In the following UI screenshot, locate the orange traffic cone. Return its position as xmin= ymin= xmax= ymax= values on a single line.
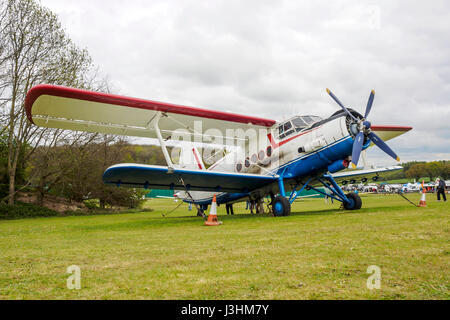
xmin=204 ymin=194 xmax=222 ymax=226
xmin=418 ymin=180 xmax=427 ymax=207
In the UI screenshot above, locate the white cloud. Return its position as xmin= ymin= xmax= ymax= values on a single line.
xmin=39 ymin=0 xmax=450 ymax=162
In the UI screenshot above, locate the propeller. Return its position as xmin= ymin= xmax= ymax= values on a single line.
xmin=326 ymin=88 xmax=400 ymax=168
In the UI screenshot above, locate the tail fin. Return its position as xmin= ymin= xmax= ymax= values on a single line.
xmin=179 ymin=144 xmax=204 ymax=170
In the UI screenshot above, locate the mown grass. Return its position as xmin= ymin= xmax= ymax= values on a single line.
xmin=0 ymin=193 xmax=448 ymax=300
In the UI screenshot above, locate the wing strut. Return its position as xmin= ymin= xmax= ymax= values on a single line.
xmin=150 ymin=112 xmax=174 ymax=170
xmin=179 ymin=176 xmax=206 ymax=218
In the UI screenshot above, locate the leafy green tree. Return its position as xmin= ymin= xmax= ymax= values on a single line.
xmin=443 ymin=162 xmax=450 ymax=180
xmin=0 ymin=0 xmax=98 ymax=204
xmin=405 ymin=163 xmax=427 ymax=181
xmin=29 ymin=136 xmax=154 ymax=209
xmin=424 ymin=162 xmax=440 ymax=181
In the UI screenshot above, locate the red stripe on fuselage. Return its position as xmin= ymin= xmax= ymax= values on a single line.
xmin=267 ymin=126 xmax=321 ymax=149
xmin=192 ymin=148 xmax=203 ymax=169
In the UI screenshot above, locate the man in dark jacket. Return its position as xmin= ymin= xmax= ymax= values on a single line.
xmin=436 ymin=178 xmax=447 ymax=202
xmin=226 ymin=203 xmax=234 ymax=215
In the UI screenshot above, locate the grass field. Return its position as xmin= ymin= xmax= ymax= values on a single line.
xmin=0 ymin=193 xmax=448 ymax=300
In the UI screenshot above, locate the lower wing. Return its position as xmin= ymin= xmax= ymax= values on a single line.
xmin=330 ymin=166 xmax=403 ymax=185
xmin=103 ymin=163 xmax=277 ymax=193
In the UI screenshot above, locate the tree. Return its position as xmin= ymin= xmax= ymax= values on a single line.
xmin=443 ymin=162 xmax=450 ymax=180
xmin=28 ymin=136 xmax=155 ymax=209
xmin=27 ymin=131 xmax=100 ymax=205
xmin=64 ymin=138 xmax=151 ymax=209
xmin=405 ymin=163 xmax=427 ymax=181
xmin=0 ymin=0 xmax=97 ymax=204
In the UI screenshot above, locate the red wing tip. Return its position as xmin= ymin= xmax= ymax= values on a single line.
xmin=25 ymin=84 xmax=72 ymax=124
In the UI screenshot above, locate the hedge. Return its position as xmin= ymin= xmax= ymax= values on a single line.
xmin=0 ymin=201 xmax=59 ymax=220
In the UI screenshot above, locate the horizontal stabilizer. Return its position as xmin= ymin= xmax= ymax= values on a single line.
xmin=370 ymin=126 xmax=412 ymax=142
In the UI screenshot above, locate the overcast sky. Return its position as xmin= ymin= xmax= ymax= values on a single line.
xmin=39 ymin=0 xmax=450 ymax=166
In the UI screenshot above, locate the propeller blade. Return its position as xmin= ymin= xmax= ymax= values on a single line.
xmin=326 ymin=88 xmax=358 ymax=121
xmin=368 ymin=131 xmax=400 ymax=161
xmin=364 ymin=90 xmax=375 ymax=119
xmin=351 ymin=131 xmax=365 ymax=168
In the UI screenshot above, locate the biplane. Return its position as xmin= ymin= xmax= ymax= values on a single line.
xmin=25 ymin=85 xmax=412 ymax=216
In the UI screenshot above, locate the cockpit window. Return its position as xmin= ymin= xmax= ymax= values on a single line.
xmin=276 ymin=115 xmax=322 ymax=140
xmin=292 ymin=116 xmax=321 ymax=129
xmin=283 ymin=121 xmax=292 ymax=131
xmin=304 ymin=116 xmax=314 ymax=123
xmin=292 ymin=117 xmax=307 ymax=131
xmin=277 ymin=121 xmax=295 ymax=139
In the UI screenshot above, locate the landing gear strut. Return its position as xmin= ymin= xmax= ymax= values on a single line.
xmin=272 ymin=177 xmax=291 ymax=217
xmin=287 ymin=174 xmax=363 ymax=212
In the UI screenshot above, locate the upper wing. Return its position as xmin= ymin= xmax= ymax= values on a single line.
xmin=25 ymin=85 xmax=276 ymax=140
xmin=330 ymin=166 xmax=403 ymax=184
xmin=102 ymin=163 xmax=277 ymax=193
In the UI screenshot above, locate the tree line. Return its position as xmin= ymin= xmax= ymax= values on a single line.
xmin=0 ymin=0 xmax=167 ymax=209
xmin=404 ymin=161 xmax=449 ymax=181
xmin=382 ymin=160 xmax=450 ymax=182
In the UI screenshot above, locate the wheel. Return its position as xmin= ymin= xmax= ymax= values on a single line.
xmin=272 ymin=196 xmax=291 ymax=216
xmin=343 ymin=192 xmax=362 ymax=210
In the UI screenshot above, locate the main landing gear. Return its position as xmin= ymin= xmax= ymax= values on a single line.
xmin=271 ymin=177 xmax=292 ymax=217
xmin=272 ymin=196 xmax=291 ymax=217
xmin=272 ymin=174 xmax=362 ymax=216
xmin=342 ymin=192 xmax=362 ymax=210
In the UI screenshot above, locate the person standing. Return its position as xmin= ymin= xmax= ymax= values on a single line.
xmin=250 ymin=200 xmax=256 ymax=214
xmin=436 ymin=178 xmax=447 ymax=202
xmin=226 ymin=203 xmax=234 ymax=215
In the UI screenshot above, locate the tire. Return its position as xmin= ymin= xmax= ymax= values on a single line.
xmin=343 ymin=192 xmax=362 ymax=210
xmin=272 ymin=196 xmax=291 ymax=216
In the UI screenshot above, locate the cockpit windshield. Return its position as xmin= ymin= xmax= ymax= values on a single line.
xmin=291 ymin=115 xmax=322 ymax=131
xmin=276 ymin=115 xmax=322 ymax=139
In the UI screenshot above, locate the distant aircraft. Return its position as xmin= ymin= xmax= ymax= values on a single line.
xmin=26 ymin=85 xmax=411 ymax=216
xmin=156 ymin=195 xmax=178 ymax=201
xmin=402 ymin=183 xmax=421 ymax=193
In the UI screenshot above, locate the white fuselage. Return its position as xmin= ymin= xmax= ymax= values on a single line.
xmin=176 ymin=115 xmax=351 ymax=205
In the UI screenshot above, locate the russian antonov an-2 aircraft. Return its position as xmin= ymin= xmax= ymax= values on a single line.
xmin=25 ymin=85 xmax=412 ymax=216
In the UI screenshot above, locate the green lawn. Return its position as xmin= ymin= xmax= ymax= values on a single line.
xmin=0 ymin=194 xmax=448 ymax=299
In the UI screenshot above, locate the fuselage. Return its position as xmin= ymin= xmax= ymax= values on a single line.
xmin=176 ymin=111 xmax=366 ymax=205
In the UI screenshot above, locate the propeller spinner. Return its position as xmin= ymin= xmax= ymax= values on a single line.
xmin=326 ymin=88 xmax=400 ymax=168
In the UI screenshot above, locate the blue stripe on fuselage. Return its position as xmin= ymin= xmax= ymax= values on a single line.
xmin=274 ymin=135 xmax=353 ymax=173
xmin=276 ymin=135 xmax=354 ymax=178
xmin=186 ymin=135 xmax=357 ymax=205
